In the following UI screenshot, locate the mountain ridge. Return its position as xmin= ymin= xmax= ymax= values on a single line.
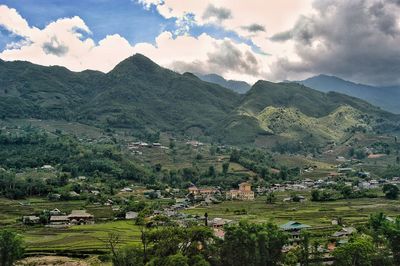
xmin=196 ymin=73 xmax=251 ymax=94
xmin=297 ymin=74 xmax=400 ymax=114
xmin=0 ymin=54 xmax=399 ymax=147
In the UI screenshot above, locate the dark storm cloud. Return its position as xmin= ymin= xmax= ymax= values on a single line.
xmin=242 ymin=23 xmax=266 ymax=33
xmin=270 ymin=0 xmax=400 ymax=86
xmin=207 ymin=40 xmax=261 ymax=75
xmin=42 ymin=36 xmax=68 ymax=56
xmin=202 ymin=4 xmax=232 ymax=21
xmin=170 ymin=40 xmax=261 ymax=76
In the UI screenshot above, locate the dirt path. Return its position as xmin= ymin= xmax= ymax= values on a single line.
xmin=16 ymin=256 xmax=104 ymax=266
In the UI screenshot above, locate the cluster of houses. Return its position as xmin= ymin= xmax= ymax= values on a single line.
xmin=188 ymin=182 xmax=255 ymax=201
xmin=127 ymin=141 xmax=169 ymax=155
xmin=23 ymin=209 xmax=94 ymax=227
xmin=226 ymin=182 xmax=255 ymax=200
xmin=185 ymin=140 xmax=204 ymax=148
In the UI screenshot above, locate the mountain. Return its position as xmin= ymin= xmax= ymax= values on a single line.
xmin=297 ymin=74 xmax=400 ymax=114
xmin=0 ymin=55 xmax=240 ymax=138
xmin=196 ymin=73 xmax=251 ymax=94
xmin=1 ymin=55 xmax=399 ymax=147
xmin=83 ymin=55 xmax=240 ymax=136
xmin=219 ymin=81 xmax=400 ymax=146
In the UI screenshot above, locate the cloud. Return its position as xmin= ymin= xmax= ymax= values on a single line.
xmin=202 ymin=4 xmax=232 ymax=21
xmin=136 ymin=0 xmax=312 ymax=40
xmin=42 ymin=37 xmax=69 ymax=56
xmin=134 ymin=32 xmax=268 ymax=82
xmin=0 ymin=5 xmax=134 ymax=72
xmin=269 ymin=0 xmax=400 ymax=85
xmin=0 ymin=5 xmax=268 ymax=83
xmin=242 ymin=24 xmax=265 ymax=33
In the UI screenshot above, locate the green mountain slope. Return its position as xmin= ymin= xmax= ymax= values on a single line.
xmin=0 ymin=55 xmax=240 ymax=138
xmin=196 ymin=73 xmax=251 ymax=94
xmin=298 ymin=74 xmax=400 ymax=114
xmin=220 ymin=81 xmax=400 ymax=146
xmin=83 ymin=54 xmax=240 ymax=135
xmin=0 ymin=59 xmax=103 ymax=120
xmin=1 ymin=56 xmax=399 ymax=147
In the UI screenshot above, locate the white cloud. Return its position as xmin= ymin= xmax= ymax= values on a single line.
xmin=0 ymin=4 xmax=268 ymax=83
xmin=0 ymin=4 xmax=134 ymax=73
xmin=133 ymin=31 xmax=270 ymax=83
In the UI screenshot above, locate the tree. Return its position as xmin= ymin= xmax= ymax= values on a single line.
xmin=164 ymin=253 xmax=189 ymax=266
xmin=383 ymin=184 xmax=399 ymax=199
xmin=298 ymin=231 xmax=310 ymax=266
xmin=266 ymin=192 xmax=276 ymax=204
xmin=333 ymin=236 xmax=376 ymax=266
xmin=382 ymin=217 xmax=400 ymax=265
xmin=222 ymin=162 xmax=230 ymax=176
xmin=208 ymin=166 xmax=216 ymax=177
xmin=220 ymin=222 xmax=288 ymax=266
xmin=0 ymin=230 xmax=24 ymax=266
xmin=311 ymin=190 xmax=320 ymax=201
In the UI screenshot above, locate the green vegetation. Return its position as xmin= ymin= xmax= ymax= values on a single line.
xmin=1 ymin=54 xmax=399 ymax=146
xmin=0 ymin=230 xmax=24 ymax=266
xmin=109 ymin=222 xmax=288 ymax=266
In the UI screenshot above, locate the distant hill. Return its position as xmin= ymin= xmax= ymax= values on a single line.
xmin=196 ymin=73 xmax=251 ymax=94
xmin=297 ymin=74 xmax=400 ymax=114
xmin=0 ymin=55 xmax=240 ymax=138
xmin=219 ymin=81 xmax=400 ymax=146
xmin=0 ymin=56 xmax=399 ymax=147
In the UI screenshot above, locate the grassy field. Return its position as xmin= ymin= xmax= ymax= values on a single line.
xmin=1 ymin=192 xmax=400 ymax=255
xmin=23 ymin=220 xmax=141 ymax=254
xmin=184 ymin=193 xmax=400 ymax=237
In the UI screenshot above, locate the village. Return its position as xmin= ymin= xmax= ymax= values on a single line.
xmin=17 ymin=169 xmax=400 ymax=258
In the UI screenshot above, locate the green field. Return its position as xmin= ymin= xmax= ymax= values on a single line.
xmin=24 ymin=220 xmax=141 ymax=254
xmin=184 ymin=193 xmax=400 ymax=236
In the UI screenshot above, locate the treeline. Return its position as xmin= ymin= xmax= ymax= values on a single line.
xmin=108 ymin=213 xmax=400 ymax=266
xmin=110 ymin=222 xmax=291 ymax=266
xmin=230 ymin=148 xmax=299 ymax=180
xmin=0 ymin=130 xmax=150 ymax=179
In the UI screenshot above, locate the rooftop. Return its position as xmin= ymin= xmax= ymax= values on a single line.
xmin=280 ymin=221 xmax=311 ymax=231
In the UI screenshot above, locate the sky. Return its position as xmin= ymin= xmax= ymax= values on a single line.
xmin=1 ymin=0 xmax=400 ymax=86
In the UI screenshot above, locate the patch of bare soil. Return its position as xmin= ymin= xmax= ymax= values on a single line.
xmin=16 ymin=256 xmax=90 ymax=266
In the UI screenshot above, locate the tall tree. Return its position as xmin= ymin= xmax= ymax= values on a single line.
xmin=0 ymin=230 xmax=24 ymax=266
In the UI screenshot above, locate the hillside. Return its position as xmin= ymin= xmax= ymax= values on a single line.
xmin=219 ymin=81 xmax=400 ymax=146
xmin=196 ymin=73 xmax=251 ymax=94
xmin=0 ymin=55 xmax=240 ymax=138
xmin=298 ymin=74 xmax=400 ymax=114
xmin=1 ymin=56 xmax=399 ymax=147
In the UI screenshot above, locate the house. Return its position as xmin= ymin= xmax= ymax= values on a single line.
xmin=91 ymin=190 xmax=100 ymax=196
xmin=112 ymin=206 xmax=121 ymax=211
xmin=68 ymin=210 xmax=94 ymax=225
xmin=125 ymin=211 xmax=138 ymax=220
xmin=338 ymin=168 xmax=353 ymax=173
xmin=69 ymin=191 xmax=80 ymax=198
xmin=187 ymin=186 xmax=198 ymax=195
xmin=226 ymin=182 xmax=255 ymax=200
xmin=332 ymin=227 xmax=357 ymax=238
xmin=120 ymin=187 xmax=133 ymax=193
xmin=188 ymin=186 xmax=218 ymax=198
xmin=208 ymin=218 xmax=233 ymax=229
xmin=283 ymin=195 xmax=306 ymax=202
xmin=49 ymin=215 xmax=70 ymax=227
xmin=41 ymin=165 xmax=55 ymax=170
xmin=280 ymin=221 xmax=311 ymax=244
xmin=49 ymin=208 xmax=62 ymax=216
xmin=22 ymin=216 xmax=40 ymax=225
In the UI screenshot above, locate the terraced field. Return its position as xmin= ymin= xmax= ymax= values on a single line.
xmin=184 ymin=193 xmax=400 ymax=234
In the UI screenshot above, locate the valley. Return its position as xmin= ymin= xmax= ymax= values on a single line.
xmin=1 ymin=55 xmax=400 ymax=265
